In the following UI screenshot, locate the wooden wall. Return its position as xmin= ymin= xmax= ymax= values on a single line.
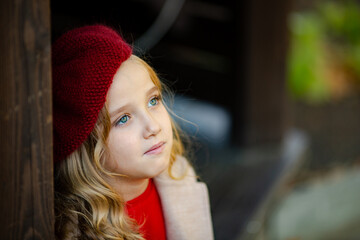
xmin=0 ymin=0 xmax=54 ymax=239
xmin=237 ymin=0 xmax=291 ymax=146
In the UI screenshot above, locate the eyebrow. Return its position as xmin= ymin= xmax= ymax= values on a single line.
xmin=109 ymin=86 xmax=159 ymax=118
xmin=109 ymin=104 xmax=128 ymax=118
xmin=146 ymin=86 xmax=159 ymax=97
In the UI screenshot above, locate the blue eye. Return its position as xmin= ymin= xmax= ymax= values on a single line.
xmin=148 ymin=96 xmax=160 ymax=107
xmin=116 ymin=115 xmax=130 ymax=126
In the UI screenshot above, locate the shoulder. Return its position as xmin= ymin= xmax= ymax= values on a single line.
xmin=153 ymin=156 xmax=214 ymax=240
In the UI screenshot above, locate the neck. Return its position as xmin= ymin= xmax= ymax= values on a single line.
xmin=106 ymin=176 xmax=150 ymax=202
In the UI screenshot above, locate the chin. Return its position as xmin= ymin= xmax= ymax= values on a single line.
xmin=151 ymin=155 xmax=170 ymax=177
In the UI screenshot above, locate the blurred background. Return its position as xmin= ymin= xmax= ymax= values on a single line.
xmin=52 ymin=0 xmax=360 ymax=239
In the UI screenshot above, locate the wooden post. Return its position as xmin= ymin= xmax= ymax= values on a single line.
xmin=0 ymin=0 xmax=54 ymax=239
xmin=235 ymin=0 xmax=291 ymax=146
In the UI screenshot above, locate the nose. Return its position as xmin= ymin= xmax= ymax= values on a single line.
xmin=143 ymin=111 xmax=161 ymax=139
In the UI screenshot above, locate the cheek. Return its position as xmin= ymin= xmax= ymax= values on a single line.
xmin=159 ymin=110 xmax=174 ymax=146
xmin=105 ymin=130 xmax=139 ymax=169
xmin=159 ymin=108 xmax=173 ymax=132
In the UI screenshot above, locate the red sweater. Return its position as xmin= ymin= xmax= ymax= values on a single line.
xmin=126 ymin=179 xmax=166 ymax=240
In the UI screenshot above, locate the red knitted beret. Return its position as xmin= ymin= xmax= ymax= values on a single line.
xmin=52 ymin=25 xmax=132 ymax=163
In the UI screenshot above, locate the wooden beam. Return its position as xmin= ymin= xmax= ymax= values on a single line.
xmin=235 ymin=0 xmax=291 ymax=146
xmin=0 ymin=0 xmax=54 ymax=239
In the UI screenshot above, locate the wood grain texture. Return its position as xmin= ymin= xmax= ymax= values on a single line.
xmin=0 ymin=0 xmax=54 ymax=239
xmin=235 ymin=0 xmax=291 ymax=146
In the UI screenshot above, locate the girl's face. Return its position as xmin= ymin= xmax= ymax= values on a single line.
xmin=104 ymin=58 xmax=173 ymax=180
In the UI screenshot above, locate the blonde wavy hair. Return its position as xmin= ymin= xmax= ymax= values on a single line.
xmin=54 ymin=55 xmax=185 ymax=240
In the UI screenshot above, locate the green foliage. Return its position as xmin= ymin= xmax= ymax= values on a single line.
xmin=320 ymin=1 xmax=360 ymax=45
xmin=287 ymin=0 xmax=360 ymax=103
xmin=288 ymin=12 xmax=330 ymax=103
xmin=321 ymin=0 xmax=360 ymax=76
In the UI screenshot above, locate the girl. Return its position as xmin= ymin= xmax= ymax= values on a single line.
xmin=52 ymin=25 xmax=213 ymax=240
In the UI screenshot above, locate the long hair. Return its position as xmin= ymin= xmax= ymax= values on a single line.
xmin=54 ymin=55 xmax=185 ymax=239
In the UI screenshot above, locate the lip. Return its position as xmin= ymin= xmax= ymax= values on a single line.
xmin=144 ymin=141 xmax=166 ymax=155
